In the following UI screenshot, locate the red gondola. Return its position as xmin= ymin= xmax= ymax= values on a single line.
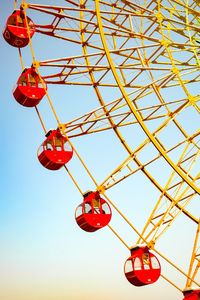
xmin=75 ymin=191 xmax=112 ymax=232
xmin=13 ymin=67 xmax=46 ymax=107
xmin=38 ymin=129 xmax=73 ymax=170
xmin=3 ymin=10 xmax=35 ymax=48
xmin=183 ymin=289 xmax=200 ymax=300
xmin=124 ymin=246 xmax=161 ymax=286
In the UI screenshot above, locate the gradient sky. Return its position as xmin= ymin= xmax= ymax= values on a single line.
xmin=0 ymin=1 xmax=197 ymax=300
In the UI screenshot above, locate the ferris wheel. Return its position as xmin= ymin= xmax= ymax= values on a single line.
xmin=3 ymin=0 xmax=200 ymax=299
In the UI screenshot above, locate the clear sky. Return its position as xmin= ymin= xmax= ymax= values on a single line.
xmin=0 ymin=1 xmax=198 ymax=300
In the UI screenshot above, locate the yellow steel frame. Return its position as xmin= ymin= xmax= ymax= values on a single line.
xmin=12 ymin=0 xmax=200 ymax=293
xmin=186 ymin=220 xmax=200 ymax=289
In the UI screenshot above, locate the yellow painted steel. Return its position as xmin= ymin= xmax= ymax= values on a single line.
xmin=107 ymin=224 xmax=130 ymax=249
xmin=95 ymin=0 xmax=200 ymax=196
xmin=156 ymin=0 xmax=200 ymax=115
xmin=137 ymin=144 xmax=199 ymax=245
xmin=14 ymin=0 xmax=17 ymax=10
xmin=186 ymin=220 xmax=200 ymax=289
xmin=64 ymin=165 xmax=83 ymax=195
xmin=153 ymin=248 xmax=200 ymax=287
xmin=77 ymin=0 xmax=200 ymax=237
xmin=185 ymin=0 xmax=200 ymax=67
xmin=35 ymin=106 xmax=47 ymax=134
xmin=23 ymin=3 xmax=63 ymax=128
xmin=24 ymin=1 xmax=100 ymax=191
xmin=18 ymin=48 xmax=25 ymax=70
xmin=161 ymin=274 xmax=182 ymax=292
xmin=13 ymin=0 xmax=200 ymax=293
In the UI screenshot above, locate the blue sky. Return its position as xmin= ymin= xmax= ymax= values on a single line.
xmin=0 ymin=1 xmax=198 ymax=300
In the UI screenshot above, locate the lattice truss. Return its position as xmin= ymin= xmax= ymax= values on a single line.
xmin=13 ymin=0 xmax=200 ymax=293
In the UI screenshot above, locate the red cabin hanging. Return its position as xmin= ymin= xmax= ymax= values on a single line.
xmin=183 ymin=289 xmax=200 ymax=300
xmin=124 ymin=246 xmax=161 ymax=286
xmin=13 ymin=67 xmax=46 ymax=107
xmin=38 ymin=129 xmax=73 ymax=170
xmin=75 ymin=191 xmax=112 ymax=232
xmin=3 ymin=10 xmax=35 ymax=48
